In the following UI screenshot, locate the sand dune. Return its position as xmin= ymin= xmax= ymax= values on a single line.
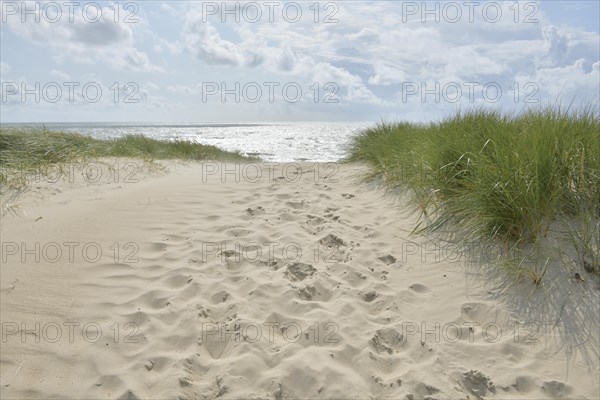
xmin=1 ymin=161 xmax=598 ymax=399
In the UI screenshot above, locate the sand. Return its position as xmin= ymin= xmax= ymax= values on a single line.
xmin=1 ymin=160 xmax=598 ymax=399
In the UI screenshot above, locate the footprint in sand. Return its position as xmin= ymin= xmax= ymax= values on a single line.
xmin=459 ymin=302 xmax=505 ymax=324
xmin=277 ymin=211 xmax=299 ymax=222
xmin=377 ymin=254 xmax=397 ymax=265
xmin=245 ymin=206 xmax=265 ymax=216
xmin=303 ymin=215 xmax=327 ymax=234
xmin=163 ymin=274 xmax=193 ymax=289
xmin=362 ymin=291 xmax=379 ymax=302
xmin=316 ymin=234 xmax=352 ymax=262
xmin=341 ymin=270 xmax=368 ymax=286
xmin=275 ymin=193 xmax=293 ymax=200
xmin=318 ymin=233 xmax=346 ymax=247
xmin=411 ymin=382 xmax=441 ymax=398
xmin=148 ymin=242 xmax=168 ymax=253
xmin=369 ymin=328 xmax=405 ymax=355
xmin=259 ymin=259 xmax=284 ymax=270
xmin=541 ymin=381 xmax=573 ymax=399
xmin=323 ymin=208 xmax=341 ymax=222
xmin=297 ymin=285 xmax=317 ymax=300
xmin=285 ymin=262 xmax=317 ymax=281
xmin=341 ymin=193 xmax=355 ymax=199
xmin=196 ymin=304 xmax=210 ymax=318
xmin=306 ymin=215 xmax=325 ymax=226
xmin=460 ymin=370 xmax=496 ymax=399
xmin=285 ymin=200 xmax=309 ymax=210
xmin=210 ymin=290 xmax=230 ymax=304
xmin=512 ymin=376 xmax=536 ymax=394
xmin=408 ymin=283 xmax=430 ymax=294
xmin=222 ymin=250 xmax=237 ymax=258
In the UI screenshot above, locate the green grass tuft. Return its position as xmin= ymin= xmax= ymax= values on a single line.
xmin=347 ymin=105 xmax=599 ymax=277
xmin=0 ymin=128 xmax=258 ymax=188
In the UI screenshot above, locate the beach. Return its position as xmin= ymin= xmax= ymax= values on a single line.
xmin=1 ymin=160 xmax=598 ymax=399
xmin=3 ymin=0 xmax=599 ymax=397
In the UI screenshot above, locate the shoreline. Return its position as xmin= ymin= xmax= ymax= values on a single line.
xmin=1 ymin=160 xmax=598 ymax=399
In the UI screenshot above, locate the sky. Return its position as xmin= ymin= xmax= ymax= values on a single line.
xmin=0 ymin=0 xmax=599 ymax=123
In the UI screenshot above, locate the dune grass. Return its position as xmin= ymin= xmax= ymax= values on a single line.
xmin=347 ymin=105 xmax=599 ymax=278
xmin=0 ymin=128 xmax=258 ymax=188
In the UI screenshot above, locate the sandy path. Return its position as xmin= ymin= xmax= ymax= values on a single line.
xmin=1 ymin=161 xmax=597 ymax=399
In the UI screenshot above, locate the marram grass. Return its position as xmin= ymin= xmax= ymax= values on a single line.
xmin=0 ymin=128 xmax=258 ymax=188
xmin=347 ymin=106 xmax=599 ymax=277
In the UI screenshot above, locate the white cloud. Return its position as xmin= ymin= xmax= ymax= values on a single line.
xmin=368 ymin=63 xmax=407 ymax=86
xmin=2 ymin=0 xmax=598 ymax=121
xmin=516 ymin=59 xmax=600 ymax=102
xmin=542 ymin=26 xmax=570 ymax=65
xmin=182 ymin=8 xmax=232 ymax=65
xmin=164 ymin=1 xmax=597 ymax=110
xmin=4 ymin=1 xmax=163 ymax=72
xmin=170 ymin=3 xmax=386 ymax=105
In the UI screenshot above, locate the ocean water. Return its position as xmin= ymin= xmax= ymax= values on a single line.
xmin=7 ymin=122 xmax=373 ymax=162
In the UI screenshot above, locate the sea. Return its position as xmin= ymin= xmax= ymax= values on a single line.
xmin=3 ymin=122 xmax=373 ymax=162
